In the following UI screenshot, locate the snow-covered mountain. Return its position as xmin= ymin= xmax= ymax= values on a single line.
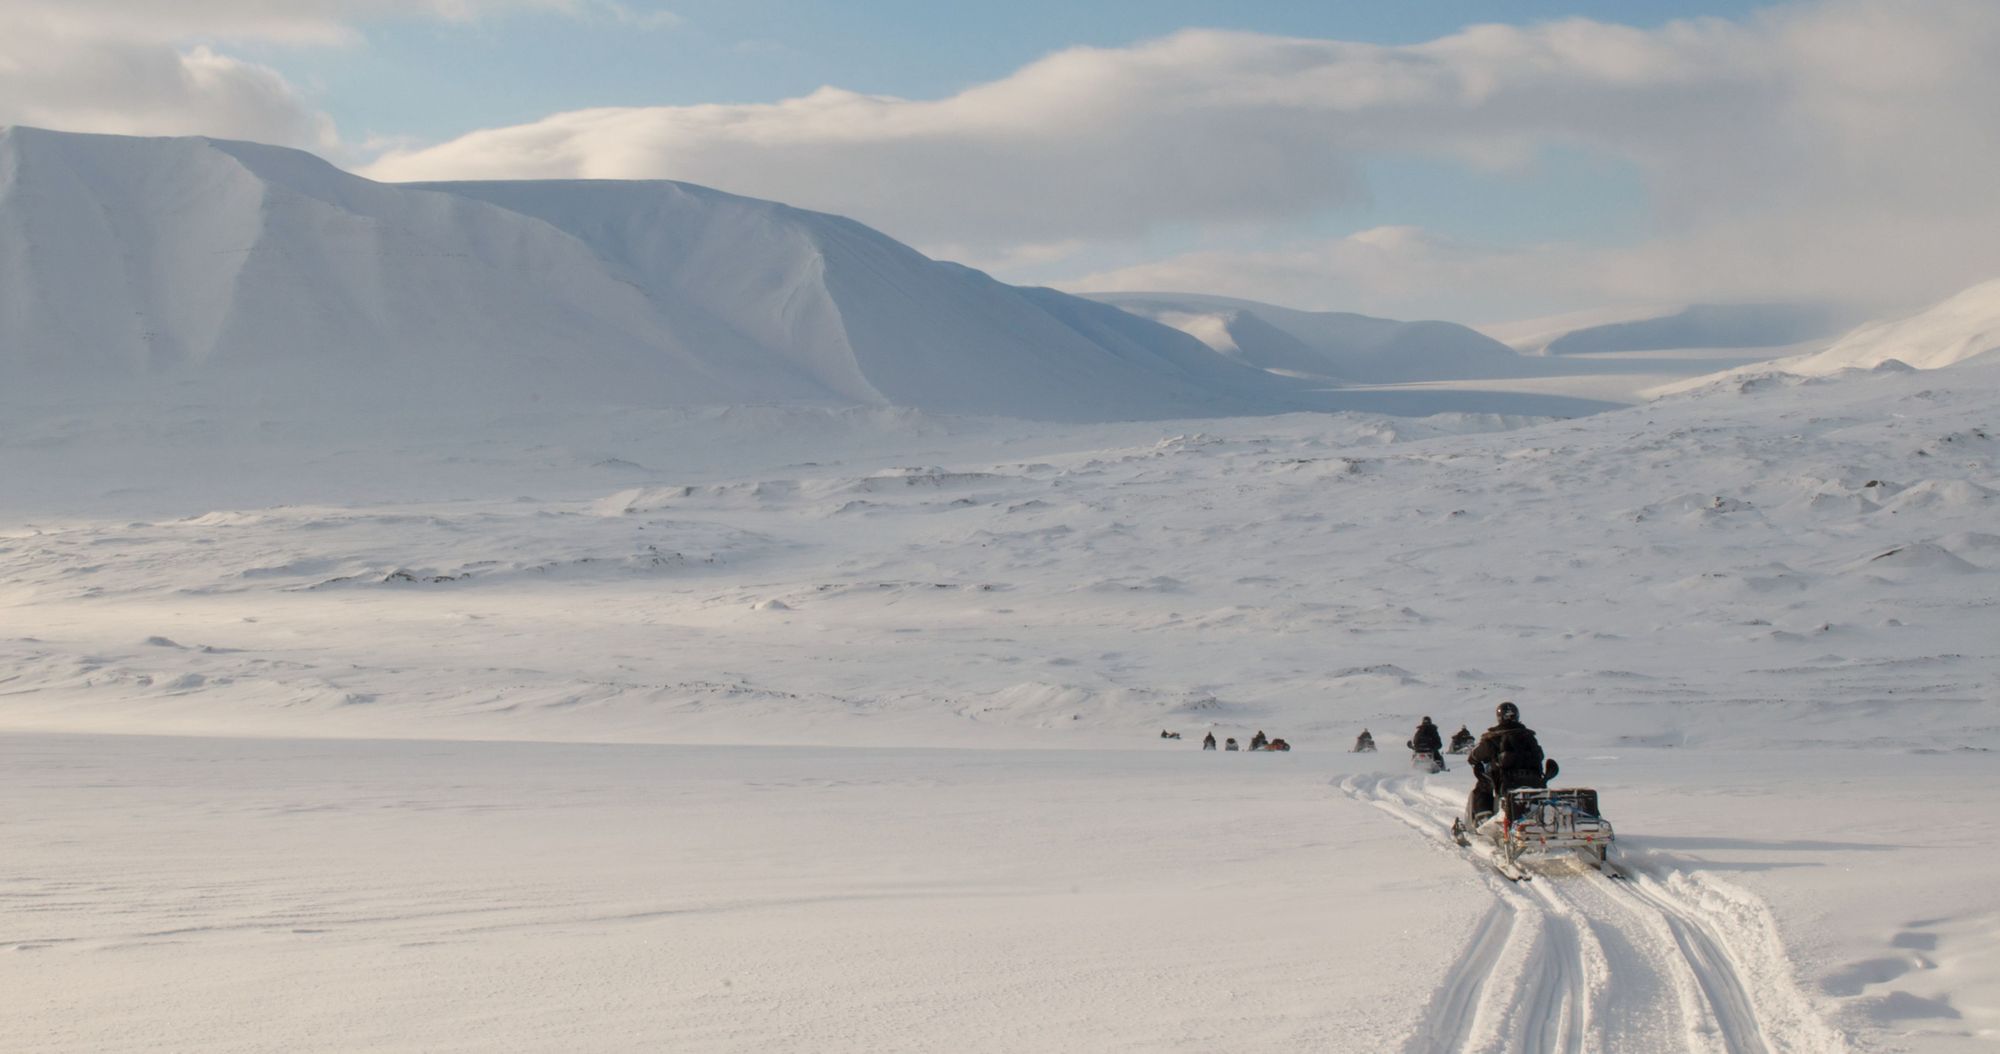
xmin=0 ymin=127 xmax=1304 ymax=421
xmin=1483 ymin=302 xmax=1849 ymax=356
xmin=1776 ymin=277 xmax=2000 ymax=373
xmin=1655 ymin=277 xmax=2000 ymax=396
xmin=1085 ymin=292 xmax=1529 ymax=384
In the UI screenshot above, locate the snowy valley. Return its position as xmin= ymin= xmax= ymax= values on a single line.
xmin=3 ymin=127 xmax=1999 ymax=1053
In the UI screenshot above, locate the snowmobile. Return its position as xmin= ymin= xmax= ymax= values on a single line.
xmin=1350 ymin=731 xmax=1376 ymax=753
xmin=1447 ymin=728 xmax=1475 ymax=755
xmin=1410 ymin=747 xmax=1447 ymax=774
xmin=1451 ymin=773 xmax=1616 ymax=881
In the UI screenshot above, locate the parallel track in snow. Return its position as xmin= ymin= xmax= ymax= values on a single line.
xmin=1341 ymin=774 xmax=1845 ymax=1054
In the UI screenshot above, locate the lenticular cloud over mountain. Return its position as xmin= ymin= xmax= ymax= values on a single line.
xmin=0 ymin=126 xmax=1314 ymax=421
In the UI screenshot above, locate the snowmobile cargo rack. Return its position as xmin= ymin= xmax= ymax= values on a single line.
xmin=1498 ymin=787 xmax=1614 ymax=868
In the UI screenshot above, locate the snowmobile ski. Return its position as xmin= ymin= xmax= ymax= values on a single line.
xmin=1451 ymin=817 xmax=1530 ymax=881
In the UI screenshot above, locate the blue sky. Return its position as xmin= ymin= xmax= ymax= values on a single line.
xmin=268 ymin=2 xmax=1773 ymax=143
xmin=4 ymin=0 xmax=1992 ymax=320
xmin=240 ymin=0 xmax=1757 ymax=311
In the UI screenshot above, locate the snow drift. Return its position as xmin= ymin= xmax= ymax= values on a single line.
xmin=0 ymin=127 xmax=1304 ymax=421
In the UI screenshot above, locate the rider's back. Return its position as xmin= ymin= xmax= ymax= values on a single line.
xmin=1470 ymin=719 xmax=1544 ymax=786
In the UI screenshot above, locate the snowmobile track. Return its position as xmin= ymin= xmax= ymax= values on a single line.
xmin=1410 ymin=901 xmax=1517 ymax=1053
xmin=1340 ymin=774 xmax=1844 ymax=1054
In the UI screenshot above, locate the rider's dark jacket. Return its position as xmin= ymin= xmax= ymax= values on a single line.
xmin=1410 ymin=720 xmax=1443 ymax=754
xmin=1467 ymin=718 xmax=1545 ymax=790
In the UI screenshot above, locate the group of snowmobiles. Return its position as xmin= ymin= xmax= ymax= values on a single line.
xmin=1168 ymin=736 xmax=1288 ymax=752
xmin=1365 ymin=703 xmax=1618 ymax=881
xmin=1162 ymin=729 xmax=1292 ymax=751
xmin=1348 ymin=718 xmax=1473 ymax=764
xmin=1166 ymin=703 xmax=1615 ymax=879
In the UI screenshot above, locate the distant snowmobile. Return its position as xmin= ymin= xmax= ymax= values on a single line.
xmin=1409 ymin=717 xmax=1445 ymax=772
xmin=1448 ymin=725 xmax=1475 ymax=754
xmin=1351 ymin=730 xmax=1376 ymax=753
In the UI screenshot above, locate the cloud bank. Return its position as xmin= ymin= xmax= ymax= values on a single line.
xmin=364 ymin=0 xmax=2000 ymax=318
xmin=4 ymin=1 xmax=1994 ymax=318
xmin=0 ymin=1 xmax=607 ymax=150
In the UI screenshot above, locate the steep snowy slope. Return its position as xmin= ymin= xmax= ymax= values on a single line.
xmin=0 ymin=127 xmax=1295 ymax=421
xmin=1089 ymin=291 xmax=1531 ymax=383
xmin=1779 ymin=277 xmax=2000 ymax=373
xmin=1655 ymin=277 xmax=2000 ymax=396
xmin=418 ymin=179 xmax=1295 ymax=419
xmin=0 ymin=127 xmax=780 ymax=407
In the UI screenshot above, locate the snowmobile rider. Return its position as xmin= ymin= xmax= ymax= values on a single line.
xmin=1225 ymin=737 xmax=1240 ymax=751
xmin=1464 ymin=702 xmax=1558 ymax=826
xmin=1408 ymin=716 xmax=1443 ymax=756
xmin=1352 ymin=729 xmax=1375 ymax=752
xmin=1202 ymin=732 xmax=1217 ymax=750
xmin=1449 ymin=724 xmax=1475 ymax=754
xmin=1249 ymin=730 xmax=1268 ymax=751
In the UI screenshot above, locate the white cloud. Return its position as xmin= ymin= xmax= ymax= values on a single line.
xmin=7 ymin=2 xmax=581 ymax=44
xmin=0 ymin=1 xmax=667 ymax=151
xmin=1057 ymin=228 xmax=1650 ymax=322
xmin=0 ymin=34 xmax=334 ymax=148
xmin=364 ymin=0 xmax=2000 ymax=317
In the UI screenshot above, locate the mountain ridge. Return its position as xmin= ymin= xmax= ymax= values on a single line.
xmin=0 ymin=126 xmax=1308 ymax=421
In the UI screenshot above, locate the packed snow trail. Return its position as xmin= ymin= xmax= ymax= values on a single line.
xmin=1340 ymin=775 xmax=1848 ymax=1054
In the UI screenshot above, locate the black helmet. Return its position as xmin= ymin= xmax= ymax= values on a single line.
xmin=1496 ymin=701 xmax=1519 ymax=722
xmin=1421 ymin=715 xmax=1433 ymax=723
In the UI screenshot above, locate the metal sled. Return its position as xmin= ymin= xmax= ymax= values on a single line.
xmin=1494 ymin=787 xmax=1615 ymax=870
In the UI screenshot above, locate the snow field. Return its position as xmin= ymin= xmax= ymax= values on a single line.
xmin=2 ymin=734 xmax=1450 ymax=1053
xmin=4 ymin=273 xmax=2000 ymax=1049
